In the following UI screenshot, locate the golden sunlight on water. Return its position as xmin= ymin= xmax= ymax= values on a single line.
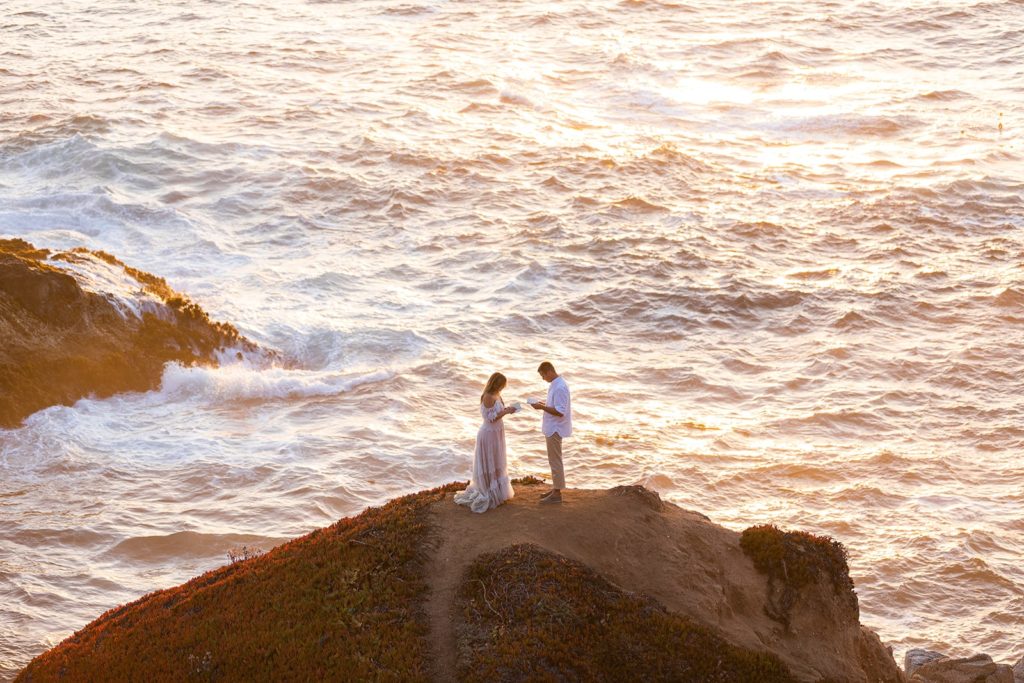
xmin=1 ymin=0 xmax=1023 ymax=677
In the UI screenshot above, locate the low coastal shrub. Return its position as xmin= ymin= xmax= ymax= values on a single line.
xmin=17 ymin=483 xmax=464 ymax=683
xmin=455 ymin=543 xmax=797 ymax=683
xmin=226 ymin=545 xmax=265 ymax=564
xmin=739 ymin=524 xmax=857 ymax=628
xmin=510 ymin=475 xmax=545 ymax=485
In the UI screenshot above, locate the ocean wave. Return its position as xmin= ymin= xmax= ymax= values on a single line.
xmin=7 ymin=527 xmax=109 ymax=548
xmin=0 ymin=115 xmax=113 ymax=154
xmin=861 ymin=450 xmax=916 ymax=469
xmin=717 ymin=353 xmax=771 ymax=374
xmin=832 ymin=485 xmax=898 ymax=506
xmin=957 ymin=529 xmax=1020 ymax=558
xmin=622 ymin=143 xmax=712 ymax=174
xmin=265 ymin=326 xmax=430 ymax=370
xmin=767 ymin=409 xmax=891 ymax=436
xmin=787 ymin=267 xmax=839 ymax=281
xmin=610 ymin=195 xmax=669 ymax=212
xmin=994 ymin=287 xmax=1024 ymax=307
xmin=913 ymin=89 xmax=972 ymax=102
xmin=937 ymin=558 xmax=1020 ymax=593
xmin=771 ymin=114 xmax=923 ymax=137
xmin=640 ymin=368 xmax=747 ymax=400
xmin=833 ymin=310 xmax=872 ymax=329
xmin=159 ymin=364 xmax=393 ymax=402
xmin=381 ymin=4 xmax=435 ymax=16
xmin=0 ymin=134 xmax=156 ymax=185
xmin=498 ymin=90 xmax=535 ymax=108
xmin=747 ymin=462 xmax=839 ymax=483
xmin=458 ymin=101 xmax=505 ymax=114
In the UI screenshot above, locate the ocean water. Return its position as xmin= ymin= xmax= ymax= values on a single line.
xmin=1 ymin=0 xmax=1023 ymax=676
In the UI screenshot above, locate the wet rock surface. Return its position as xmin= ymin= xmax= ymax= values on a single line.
xmin=906 ymin=649 xmax=951 ymax=676
xmin=908 ymin=651 xmax=1016 ymax=683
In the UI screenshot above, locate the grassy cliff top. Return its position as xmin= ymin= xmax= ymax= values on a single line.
xmin=18 ymin=483 xmax=459 ymax=682
xmin=19 ymin=482 xmax=904 ymax=682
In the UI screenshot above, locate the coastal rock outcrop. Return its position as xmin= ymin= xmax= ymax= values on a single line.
xmin=906 ymin=651 xmax=1016 ymax=683
xmin=18 ymin=482 xmax=905 ymax=682
xmin=907 ymin=649 xmax=950 ymax=676
xmin=429 ymin=483 xmax=903 ymax=683
xmin=0 ymin=238 xmax=262 ymax=428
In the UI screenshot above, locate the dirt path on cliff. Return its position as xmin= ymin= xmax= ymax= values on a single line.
xmin=423 ymin=483 xmax=734 ymax=682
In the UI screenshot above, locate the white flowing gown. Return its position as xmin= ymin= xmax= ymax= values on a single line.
xmin=453 ymin=398 xmax=515 ymax=513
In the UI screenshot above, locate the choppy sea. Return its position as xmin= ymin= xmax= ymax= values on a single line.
xmin=1 ymin=0 xmax=1023 ymax=676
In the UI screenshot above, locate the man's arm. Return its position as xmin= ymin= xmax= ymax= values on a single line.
xmin=534 ymin=402 xmax=563 ymax=417
xmin=532 ymin=387 xmax=566 ymax=417
xmin=550 ymin=385 xmax=568 ymax=417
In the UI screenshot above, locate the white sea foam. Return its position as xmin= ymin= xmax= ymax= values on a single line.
xmin=158 ymin=363 xmax=393 ymax=402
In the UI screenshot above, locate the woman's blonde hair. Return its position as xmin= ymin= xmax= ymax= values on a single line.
xmin=481 ymin=372 xmax=507 ymax=402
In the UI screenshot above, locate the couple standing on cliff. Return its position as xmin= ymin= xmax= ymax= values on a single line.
xmin=453 ymin=361 xmax=572 ymax=513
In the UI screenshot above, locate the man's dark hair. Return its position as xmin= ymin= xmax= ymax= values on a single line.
xmin=537 ymin=361 xmax=556 ymax=374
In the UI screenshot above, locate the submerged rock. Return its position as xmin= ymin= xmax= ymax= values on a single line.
xmin=906 ymin=649 xmax=948 ymax=676
xmin=0 ymin=238 xmax=264 ymax=427
xmin=909 ymin=653 xmax=1014 ymax=683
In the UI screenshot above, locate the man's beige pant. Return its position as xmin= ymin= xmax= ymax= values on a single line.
xmin=545 ymin=433 xmax=565 ymax=489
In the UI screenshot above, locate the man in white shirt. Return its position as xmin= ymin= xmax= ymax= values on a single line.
xmin=531 ymin=361 xmax=572 ymax=504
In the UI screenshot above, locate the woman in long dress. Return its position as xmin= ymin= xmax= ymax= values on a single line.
xmin=454 ymin=372 xmax=516 ymax=513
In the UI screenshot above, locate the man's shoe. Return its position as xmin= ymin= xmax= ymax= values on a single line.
xmin=539 ymin=490 xmax=555 ymax=499
xmin=540 ymin=494 xmax=562 ymax=504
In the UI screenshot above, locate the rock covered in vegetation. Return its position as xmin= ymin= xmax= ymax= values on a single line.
xmin=17 ymin=483 xmax=463 ymax=682
xmin=456 ymin=543 xmax=797 ymax=682
xmin=0 ymin=238 xmax=263 ymax=428
xmin=739 ymin=523 xmax=857 ymax=628
xmin=19 ymin=484 xmax=906 ymax=682
xmin=429 ymin=483 xmax=902 ymax=682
